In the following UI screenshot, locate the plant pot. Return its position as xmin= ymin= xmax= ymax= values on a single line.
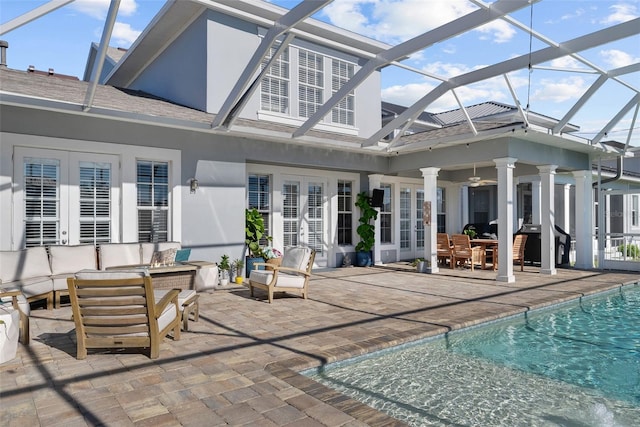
xmin=235 ymin=276 xmax=244 ymax=285
xmin=356 ymin=251 xmax=372 ymax=267
xmin=265 ymin=257 xmax=282 ymax=270
xmin=416 ymin=261 xmax=432 ymax=273
xmin=220 ymin=278 xmax=229 ymax=287
xmin=246 ymin=257 xmax=265 ymax=277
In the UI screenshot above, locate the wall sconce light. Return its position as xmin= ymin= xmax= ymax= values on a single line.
xmin=190 ymin=178 xmax=199 ymax=194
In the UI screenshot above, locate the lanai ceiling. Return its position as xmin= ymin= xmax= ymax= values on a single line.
xmin=1 ymin=0 xmax=639 ymax=166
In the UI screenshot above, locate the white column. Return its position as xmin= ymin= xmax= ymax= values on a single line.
xmin=513 ymin=180 xmax=520 ymax=233
xmin=421 ymin=167 xmax=440 ymax=273
xmin=461 ymin=185 xmax=469 ymax=229
xmin=368 ymin=174 xmax=383 ymax=265
xmin=538 ymin=165 xmax=557 ymax=275
xmin=494 ymin=157 xmax=517 ymax=283
xmin=572 ymin=171 xmax=594 ymax=269
xmin=531 ymin=179 xmax=541 ymax=224
xmin=562 ymin=184 xmax=571 ymax=232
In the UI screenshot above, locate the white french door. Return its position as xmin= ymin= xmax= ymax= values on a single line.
xmin=282 ymin=175 xmax=326 ymax=264
xmin=13 ymin=147 xmax=120 ymax=248
xmin=399 ymin=185 xmax=425 ymax=260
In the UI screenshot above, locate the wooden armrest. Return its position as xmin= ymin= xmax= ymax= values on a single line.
xmin=271 ymin=265 xmax=310 ymax=276
xmin=0 ymin=289 xmax=21 ymax=298
xmin=251 ymin=262 xmax=270 ymax=268
xmin=155 ymin=288 xmax=180 ymax=317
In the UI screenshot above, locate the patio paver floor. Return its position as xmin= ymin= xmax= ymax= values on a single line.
xmin=1 ymin=264 xmax=638 ymax=426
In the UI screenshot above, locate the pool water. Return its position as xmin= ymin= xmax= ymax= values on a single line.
xmin=305 ymin=285 xmax=640 ymax=426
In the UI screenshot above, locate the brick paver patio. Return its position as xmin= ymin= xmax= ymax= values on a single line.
xmin=1 ymin=264 xmax=638 ymax=426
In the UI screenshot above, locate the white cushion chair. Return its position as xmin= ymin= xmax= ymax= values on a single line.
xmin=154 ymin=289 xmax=199 ymax=331
xmin=248 ymin=246 xmax=315 ymax=303
xmin=67 ymin=270 xmax=180 ymax=359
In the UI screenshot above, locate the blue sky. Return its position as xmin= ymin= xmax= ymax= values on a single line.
xmin=1 ymin=0 xmax=639 ymax=145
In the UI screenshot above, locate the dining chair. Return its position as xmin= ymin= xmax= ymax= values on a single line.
xmin=451 ymin=234 xmax=482 ymax=271
xmin=437 ymin=233 xmax=454 ymax=268
xmin=513 ymin=234 xmax=528 ymax=271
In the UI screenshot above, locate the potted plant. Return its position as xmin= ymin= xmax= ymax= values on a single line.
xmin=464 ymin=227 xmax=477 ymax=240
xmin=412 ymin=258 xmax=431 ymax=273
xmin=219 ymin=254 xmax=230 ymax=286
xmin=263 ymin=247 xmax=282 ymax=270
xmin=245 ymin=208 xmax=272 ymax=276
xmin=355 ymin=191 xmax=378 ymax=267
xmin=233 ymin=258 xmax=245 ymax=284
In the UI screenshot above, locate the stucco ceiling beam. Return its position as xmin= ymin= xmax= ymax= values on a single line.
xmin=83 ymin=0 xmax=119 ymax=112
xmin=0 ymin=0 xmax=74 ymax=35
xmin=211 ymin=0 xmax=330 ymax=129
xmin=292 ymin=0 xmax=535 ymax=138
xmin=591 ymin=93 xmax=640 ymax=147
xmin=367 ymin=18 xmax=640 ymax=149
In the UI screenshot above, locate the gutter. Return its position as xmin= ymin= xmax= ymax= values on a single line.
xmin=593 ymin=155 xmax=623 ymax=187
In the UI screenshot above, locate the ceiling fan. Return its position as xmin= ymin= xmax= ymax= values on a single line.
xmin=467 ymin=164 xmax=496 ymax=187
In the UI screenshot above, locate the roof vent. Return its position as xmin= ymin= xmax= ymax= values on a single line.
xmin=28 ymin=65 xmax=35 ymax=72
xmin=0 ymin=40 xmax=8 ymax=68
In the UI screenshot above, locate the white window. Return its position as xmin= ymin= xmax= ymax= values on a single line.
xmin=248 ymin=174 xmax=271 ymax=240
xmin=23 ymin=158 xmax=60 ymax=247
xmin=79 ymin=161 xmax=112 ymax=244
xmin=298 ymin=50 xmax=324 ymax=118
xmin=337 ymin=180 xmax=353 ymax=246
xmin=261 ymin=44 xmax=289 ymax=114
xmin=632 ymin=195 xmax=639 ymax=227
xmin=137 ymin=160 xmax=169 ymax=242
xmin=331 ymin=59 xmax=355 ymax=126
xmin=380 ymin=184 xmax=392 ymax=244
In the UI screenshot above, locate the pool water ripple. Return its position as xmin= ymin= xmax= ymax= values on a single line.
xmin=306 ymin=285 xmax=640 ymax=426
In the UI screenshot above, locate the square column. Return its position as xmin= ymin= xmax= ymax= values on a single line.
xmin=494 ymin=157 xmax=517 ymax=283
xmin=572 ymin=170 xmax=594 ymax=269
xmin=420 ymin=167 xmax=440 ymax=273
xmin=531 ymin=179 xmax=541 ymax=224
xmin=368 ymin=174 xmax=384 ymax=265
xmin=538 ymin=165 xmax=557 ymax=275
xmin=562 ymin=184 xmax=572 ymax=232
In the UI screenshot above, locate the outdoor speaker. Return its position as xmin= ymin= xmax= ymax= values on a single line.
xmin=370 ymin=189 xmax=384 ymax=208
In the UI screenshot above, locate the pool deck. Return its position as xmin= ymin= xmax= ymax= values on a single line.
xmin=1 ymin=264 xmax=638 ymax=426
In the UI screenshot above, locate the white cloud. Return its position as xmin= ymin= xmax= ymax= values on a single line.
xmin=601 ymin=3 xmax=638 ymax=24
xmin=111 ymin=22 xmax=142 ymax=46
xmin=532 ymin=76 xmax=587 ymax=103
xmin=71 ymin=0 xmax=138 ymax=20
xmin=321 ymin=0 xmax=515 ymax=44
xmin=475 ymin=20 xmax=516 ymax=44
xmin=549 ymin=56 xmax=585 ymax=70
xmin=600 ymin=49 xmax=639 ymax=68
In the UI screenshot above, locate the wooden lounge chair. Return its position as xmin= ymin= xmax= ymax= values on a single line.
xmin=67 ymin=270 xmax=181 ymax=359
xmin=451 ymin=234 xmax=483 ymax=271
xmin=249 ymin=246 xmax=315 ymax=303
xmin=437 ymin=233 xmax=454 ymax=268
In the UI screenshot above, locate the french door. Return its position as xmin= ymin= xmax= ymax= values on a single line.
xmin=399 ymin=185 xmax=425 ymax=260
xmin=282 ymin=175 xmax=326 ymax=265
xmin=13 ymin=147 xmax=120 ymax=248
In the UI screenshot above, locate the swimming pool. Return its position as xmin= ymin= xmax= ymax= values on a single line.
xmin=304 ymin=284 xmax=640 ymax=426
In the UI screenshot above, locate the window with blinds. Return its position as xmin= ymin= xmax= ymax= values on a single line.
xmin=261 ymin=44 xmax=290 ymax=114
xmin=24 ymin=158 xmax=60 ymax=247
xmin=400 ymin=188 xmax=411 ymax=250
xmin=298 ymin=50 xmax=323 ymax=118
xmin=137 ymin=160 xmax=169 ymax=243
xmin=283 ymin=181 xmax=300 ymax=247
xmin=248 ymin=174 xmax=271 ymax=242
xmin=307 ymin=182 xmax=324 ymax=255
xmin=79 ymin=162 xmax=111 ymax=244
xmin=380 ymin=184 xmax=392 ymax=244
xmin=331 ymin=59 xmax=355 ymax=126
xmin=337 ymin=180 xmax=353 ymax=246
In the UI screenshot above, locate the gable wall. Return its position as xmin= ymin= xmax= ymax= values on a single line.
xmin=129 ymin=14 xmax=208 ymax=111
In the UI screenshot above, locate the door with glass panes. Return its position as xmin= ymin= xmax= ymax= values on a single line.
xmin=399 ymin=185 xmax=425 ymax=260
xmin=282 ymin=176 xmax=326 ymax=265
xmin=12 ymin=147 xmax=120 ymax=248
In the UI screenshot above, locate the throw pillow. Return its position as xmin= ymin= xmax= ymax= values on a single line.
xmin=150 ymin=248 xmax=177 ymax=267
xmin=175 ymin=248 xmax=191 ymax=262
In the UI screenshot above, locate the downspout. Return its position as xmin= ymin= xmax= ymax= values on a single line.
xmin=592 ymin=155 xmax=623 ymax=187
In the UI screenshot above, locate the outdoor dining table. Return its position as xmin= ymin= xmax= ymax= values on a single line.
xmin=471 ymin=238 xmax=498 ymax=270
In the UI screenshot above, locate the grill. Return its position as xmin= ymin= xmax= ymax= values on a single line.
xmin=516 ymin=224 xmax=571 ymax=266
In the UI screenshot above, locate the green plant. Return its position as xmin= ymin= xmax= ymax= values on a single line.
xmin=463 ymin=228 xmax=477 ymax=239
xmin=245 ymin=208 xmax=271 ymax=258
xmin=355 ymin=191 xmax=378 ymax=252
xmin=233 ymin=258 xmax=244 ymax=271
xmin=411 ymin=258 xmax=424 ymax=267
xmin=219 ymin=254 xmax=231 ymax=271
xmin=618 ymin=243 xmax=640 ymax=259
